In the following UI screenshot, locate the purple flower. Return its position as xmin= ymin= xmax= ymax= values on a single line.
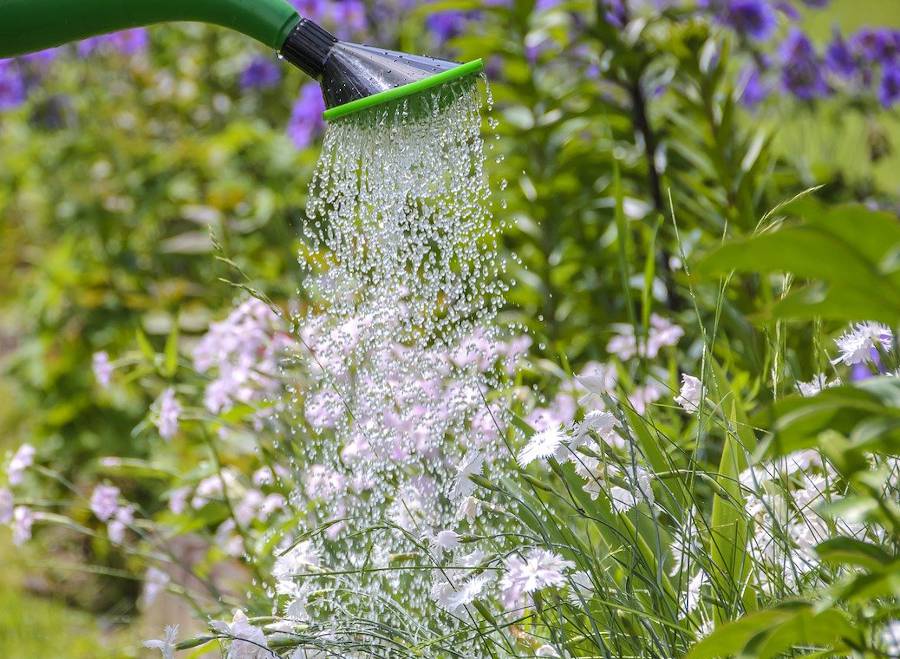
xmin=241 ymin=56 xmax=282 ymax=90
xmin=288 ymin=82 xmax=325 ymax=149
xmin=879 ymin=63 xmax=900 ymax=108
xmin=0 ymin=59 xmax=26 ymax=110
xmin=21 ymin=48 xmax=61 ymax=68
xmin=290 ymin=0 xmax=330 ymax=22
xmin=155 ymin=388 xmax=181 ymax=441
xmin=780 ymin=29 xmax=830 ymax=99
xmin=602 ymin=0 xmax=628 ymax=28
xmin=330 ymin=0 xmax=367 ymax=39
xmin=739 ymin=66 xmax=770 ymax=107
xmin=774 ymin=1 xmax=799 ymax=21
xmin=851 ymin=28 xmax=900 ymax=65
xmin=92 ymin=351 xmax=113 ymax=388
xmin=825 ymin=29 xmax=857 ymax=78
xmin=722 ymin=0 xmax=777 ymax=41
xmin=427 ymin=11 xmax=472 ymax=42
xmin=77 ymin=29 xmax=149 ymax=57
xmin=90 ymin=484 xmax=121 ymax=522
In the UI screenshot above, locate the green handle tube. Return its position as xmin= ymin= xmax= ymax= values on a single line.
xmin=0 ymin=0 xmax=302 ymax=58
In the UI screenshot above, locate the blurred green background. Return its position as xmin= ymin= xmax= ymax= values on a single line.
xmin=1 ymin=0 xmax=899 ymax=656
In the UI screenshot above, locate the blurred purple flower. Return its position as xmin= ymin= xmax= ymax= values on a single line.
xmin=21 ymin=48 xmax=61 ymax=68
xmin=722 ymin=0 xmax=777 ymax=41
xmin=739 ymin=66 xmax=770 ymax=107
xmin=288 ymin=82 xmax=326 ymax=149
xmin=427 ymin=11 xmax=472 ymax=42
xmin=241 ymin=56 xmax=282 ymax=90
xmin=825 ymin=29 xmax=857 ymax=78
xmin=780 ymin=29 xmax=829 ymax=99
xmin=535 ymin=0 xmax=562 ymax=10
xmin=290 ymin=0 xmax=330 ymax=22
xmin=0 ymin=59 xmax=26 ymax=110
xmin=77 ymin=28 xmax=149 ymax=57
xmin=331 ymin=0 xmax=368 ymax=39
xmin=851 ymin=28 xmax=900 ymax=65
xmin=879 ymin=63 xmax=900 ymax=108
xmin=602 ymin=0 xmax=628 ymax=28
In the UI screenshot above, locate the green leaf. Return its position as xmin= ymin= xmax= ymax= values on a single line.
xmin=163 ymin=318 xmax=179 ymax=377
xmin=696 ymin=203 xmax=900 ymax=323
xmin=815 ymin=537 xmax=894 ymax=571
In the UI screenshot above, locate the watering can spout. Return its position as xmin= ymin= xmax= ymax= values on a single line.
xmin=0 ymin=0 xmax=484 ymax=121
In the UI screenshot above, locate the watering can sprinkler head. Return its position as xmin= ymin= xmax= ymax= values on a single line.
xmin=280 ymin=19 xmax=484 ymax=122
xmin=0 ymin=0 xmax=483 ymax=122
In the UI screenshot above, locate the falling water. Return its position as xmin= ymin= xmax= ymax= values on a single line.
xmin=277 ymin=77 xmax=518 ymax=648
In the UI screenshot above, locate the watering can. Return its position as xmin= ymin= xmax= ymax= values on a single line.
xmin=0 ymin=0 xmax=483 ymax=121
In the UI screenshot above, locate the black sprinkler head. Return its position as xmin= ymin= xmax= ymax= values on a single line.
xmin=280 ymin=18 xmax=484 ymax=121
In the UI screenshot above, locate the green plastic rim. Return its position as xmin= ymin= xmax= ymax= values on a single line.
xmin=323 ymin=58 xmax=485 ymax=122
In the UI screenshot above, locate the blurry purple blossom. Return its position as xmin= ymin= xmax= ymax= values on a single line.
xmin=780 ymin=29 xmax=829 ymax=99
xmin=774 ymin=2 xmax=799 ymax=20
xmin=722 ymin=0 xmax=777 ymax=41
xmin=739 ymin=66 xmax=770 ymax=107
xmin=77 ymin=29 xmax=149 ymax=57
xmin=12 ymin=506 xmax=33 ymax=546
xmin=155 ymin=388 xmax=181 ymax=440
xmin=21 ymin=48 xmax=61 ymax=68
xmin=825 ymin=29 xmax=858 ymax=78
xmin=0 ymin=488 xmax=12 ymax=524
xmin=288 ymin=82 xmax=326 ymax=149
xmin=879 ymin=63 xmax=900 ymax=108
xmin=290 ymin=0 xmax=330 ymax=22
xmin=602 ymin=0 xmax=628 ymax=28
xmin=0 ymin=59 xmax=26 ymax=110
xmin=90 ymin=484 xmax=121 ymax=522
xmin=241 ymin=56 xmax=282 ymax=90
xmin=427 ymin=11 xmax=472 ymax=42
xmin=92 ymin=351 xmax=113 ymax=388
xmin=331 ymin=0 xmax=368 ymax=39
xmin=851 ymin=28 xmax=900 ymax=65
xmin=108 ymin=504 xmax=134 ymax=543
xmin=7 ymin=444 xmax=35 ymax=486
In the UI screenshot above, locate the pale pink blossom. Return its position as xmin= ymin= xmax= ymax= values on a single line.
xmin=92 ymin=351 xmax=113 ymax=388
xmin=7 ymin=443 xmax=35 ymax=486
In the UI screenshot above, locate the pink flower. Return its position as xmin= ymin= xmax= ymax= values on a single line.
xmin=92 ymin=351 xmax=113 ymax=388
xmin=90 ymin=484 xmax=121 ymax=522
xmin=155 ymin=388 xmax=181 ymax=440
xmin=7 ymin=444 xmax=35 ymax=486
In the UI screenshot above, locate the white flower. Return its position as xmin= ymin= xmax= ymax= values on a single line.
xmin=7 ymin=443 xmax=35 ymax=486
xmin=431 ymin=573 xmax=491 ymax=612
xmin=797 ymin=374 xmax=836 ymax=397
xmin=456 ymin=496 xmax=482 ymax=524
xmin=610 ymin=466 xmax=655 ymax=512
xmin=431 ymin=529 xmax=461 ymax=554
xmin=211 ymin=610 xmax=272 ymax=659
xmin=0 ymin=488 xmax=13 ymax=524
xmin=832 ymin=322 xmax=892 ymax=366
xmin=90 ymin=484 xmax=121 ymax=522
xmin=576 ymin=362 xmax=618 ymax=394
xmin=12 ymin=506 xmax=33 ymax=546
xmin=155 ymin=388 xmax=181 ymax=440
xmin=517 ymin=426 xmax=568 ymax=468
xmin=452 ymin=452 xmax=483 ymax=500
xmin=92 ymin=351 xmax=114 ymax=388
xmin=500 ymin=549 xmax=575 ymax=609
xmin=274 ymin=541 xmax=320 ymax=592
xmin=573 ymin=410 xmax=623 ymax=449
xmin=143 ymin=625 xmax=178 ymax=659
xmin=674 ymin=374 xmax=703 ymax=413
xmin=683 ymin=570 xmax=708 ymax=616
xmin=573 ymin=456 xmax=605 ymax=500
xmin=535 ymin=645 xmax=561 ymax=657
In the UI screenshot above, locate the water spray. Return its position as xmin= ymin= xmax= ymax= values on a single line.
xmin=0 ymin=0 xmax=484 ymax=122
